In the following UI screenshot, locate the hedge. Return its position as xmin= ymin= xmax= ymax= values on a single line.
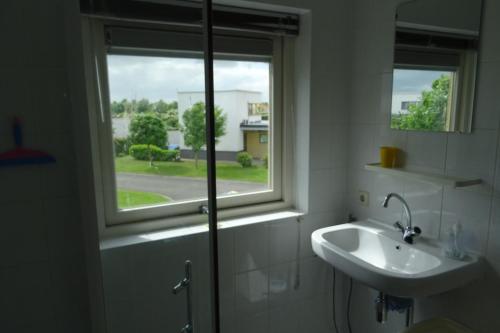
xmin=129 ymin=144 xmax=180 ymax=162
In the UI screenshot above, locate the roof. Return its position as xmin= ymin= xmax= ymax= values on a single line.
xmin=240 ymin=120 xmax=269 ymax=131
xmin=177 ymin=89 xmax=262 ymax=95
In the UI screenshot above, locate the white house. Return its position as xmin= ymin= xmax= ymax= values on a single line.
xmin=391 ymin=93 xmax=421 ymax=115
xmin=177 ymin=90 xmax=268 ymax=160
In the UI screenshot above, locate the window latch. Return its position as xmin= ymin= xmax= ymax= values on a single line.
xmin=198 ymin=205 xmax=209 ymax=214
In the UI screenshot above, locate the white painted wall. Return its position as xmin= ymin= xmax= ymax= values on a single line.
xmin=177 ymin=90 xmax=262 ymax=152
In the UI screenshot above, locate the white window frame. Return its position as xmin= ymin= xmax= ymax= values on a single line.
xmin=82 ymin=18 xmax=294 ymax=231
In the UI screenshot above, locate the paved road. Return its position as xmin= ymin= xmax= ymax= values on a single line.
xmin=116 ymin=173 xmax=268 ymax=201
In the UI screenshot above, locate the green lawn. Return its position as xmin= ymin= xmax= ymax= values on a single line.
xmin=115 ymin=156 xmax=268 ymax=183
xmin=118 ymin=189 xmax=169 ymax=209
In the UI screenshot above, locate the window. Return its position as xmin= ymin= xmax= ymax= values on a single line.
xmin=400 ymin=101 xmax=418 ymax=111
xmin=259 ymin=133 xmax=268 ymax=144
xmin=86 ymin=21 xmax=289 ymax=226
xmin=391 ymin=68 xmax=457 ymax=132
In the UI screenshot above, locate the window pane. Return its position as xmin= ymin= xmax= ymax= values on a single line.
xmin=214 ymin=60 xmax=271 ymax=198
xmin=108 ymin=54 xmax=207 ymax=210
xmin=391 ymin=68 xmax=455 ymax=132
xmin=107 ymin=54 xmax=271 ymax=211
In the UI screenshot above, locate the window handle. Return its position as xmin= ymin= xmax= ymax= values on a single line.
xmin=199 ymin=205 xmax=209 ymax=214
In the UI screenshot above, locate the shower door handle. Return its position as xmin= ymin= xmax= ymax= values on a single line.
xmin=173 ymin=260 xmax=193 ymax=333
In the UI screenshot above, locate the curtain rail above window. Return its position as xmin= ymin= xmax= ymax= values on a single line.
xmin=80 ymin=0 xmax=299 ymax=36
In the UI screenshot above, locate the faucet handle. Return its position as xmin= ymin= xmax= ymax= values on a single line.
xmin=393 ymin=221 xmax=404 ymax=232
xmin=413 ymin=226 xmax=421 ymax=236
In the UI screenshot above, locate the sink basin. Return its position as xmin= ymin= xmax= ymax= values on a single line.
xmin=311 ymin=220 xmax=483 ymax=297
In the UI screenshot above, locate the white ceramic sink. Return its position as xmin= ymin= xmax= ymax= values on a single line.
xmin=311 ymin=220 xmax=483 ymax=297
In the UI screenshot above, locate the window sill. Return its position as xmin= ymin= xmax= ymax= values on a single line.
xmin=100 ymin=209 xmax=304 ymax=250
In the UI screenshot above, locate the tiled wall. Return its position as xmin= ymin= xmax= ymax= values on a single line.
xmin=0 ymin=0 xmax=90 ymax=331
xmin=102 ymin=217 xmax=337 ymax=333
xmin=346 ymin=0 xmax=500 ymax=332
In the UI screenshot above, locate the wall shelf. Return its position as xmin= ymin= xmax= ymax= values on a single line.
xmin=364 ymin=163 xmax=482 ymax=188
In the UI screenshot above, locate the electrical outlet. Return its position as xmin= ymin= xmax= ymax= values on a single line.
xmin=359 ymin=190 xmax=369 ymax=207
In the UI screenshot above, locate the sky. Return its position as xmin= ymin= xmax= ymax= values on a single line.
xmin=107 ymin=55 xmax=270 ymax=103
xmin=392 ymin=68 xmax=450 ymax=95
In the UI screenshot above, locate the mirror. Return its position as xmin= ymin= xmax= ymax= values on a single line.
xmin=390 ymin=0 xmax=483 ymax=133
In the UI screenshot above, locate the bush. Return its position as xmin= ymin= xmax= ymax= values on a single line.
xmin=114 ymin=137 xmax=130 ymax=157
xmin=237 ymin=151 xmax=253 ymax=168
xmin=129 ymin=144 xmax=180 ymax=162
xmin=263 ymin=155 xmax=268 ymax=169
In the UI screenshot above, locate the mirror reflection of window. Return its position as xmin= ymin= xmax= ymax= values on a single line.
xmin=391 ymin=69 xmax=456 ymax=132
xmin=390 ymin=0 xmax=483 ymax=133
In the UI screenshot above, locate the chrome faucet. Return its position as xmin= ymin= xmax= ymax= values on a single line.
xmin=382 ymin=193 xmax=421 ymax=244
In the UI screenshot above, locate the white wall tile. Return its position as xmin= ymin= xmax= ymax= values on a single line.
xmin=309 ymin=169 xmax=337 ymax=213
xmin=44 ymin=198 xmax=84 ymax=261
xmin=348 ymin=124 xmax=378 ymax=170
xmin=441 ymin=188 xmax=491 ymax=254
xmin=406 ymin=131 xmax=448 ymax=171
xmin=473 ymin=61 xmax=500 ymax=130
xmin=486 ymin=197 xmax=500 ymax=275
xmin=446 ymin=130 xmax=497 ymax=187
xmin=235 ymin=268 xmax=269 ymax=314
xmin=370 ymin=173 xmax=404 ymax=224
xmin=268 ymin=262 xmax=295 ymax=309
xmin=0 ymin=264 xmax=55 ymax=330
xmin=234 ymin=223 xmax=269 ymax=273
xmin=403 ymin=180 xmax=443 ymax=240
xmin=268 ymin=305 xmax=300 ymax=333
xmin=234 ymin=310 xmax=268 ymax=333
xmin=268 ymin=218 xmax=299 ymax=265
xmin=479 ymin=0 xmax=500 ymax=63
xmin=218 ymin=228 xmax=235 ymax=303
xmin=290 ymin=257 xmax=328 ymax=301
xmin=49 ymin=258 xmax=90 ymax=333
xmin=0 ymin=200 xmax=48 ymax=267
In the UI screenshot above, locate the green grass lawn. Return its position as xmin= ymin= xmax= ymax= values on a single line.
xmin=118 ymin=189 xmax=169 ymax=209
xmin=115 ymin=156 xmax=268 ymax=183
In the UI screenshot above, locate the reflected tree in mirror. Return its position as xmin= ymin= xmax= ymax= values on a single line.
xmin=391 ymin=74 xmax=452 ymax=131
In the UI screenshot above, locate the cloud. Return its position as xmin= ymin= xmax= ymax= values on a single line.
xmin=107 ymin=55 xmax=270 ymax=102
xmin=393 ymin=68 xmax=450 ymax=95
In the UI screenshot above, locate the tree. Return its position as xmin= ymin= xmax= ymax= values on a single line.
xmin=154 ymin=100 xmax=179 ymax=129
xmin=392 ymin=75 xmax=451 ymax=131
xmin=182 ymin=102 xmax=227 ymax=168
xmin=129 ymin=113 xmax=167 ymax=166
xmin=136 ymin=98 xmax=152 ymax=113
xmin=111 ymin=100 xmax=126 ymax=116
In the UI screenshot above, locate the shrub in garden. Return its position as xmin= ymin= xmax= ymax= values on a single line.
xmin=263 ymin=155 xmax=268 ymax=169
xmin=114 ymin=137 xmax=130 ymax=157
xmin=237 ymin=151 xmax=253 ymax=168
xmin=129 ymin=144 xmax=180 ymax=162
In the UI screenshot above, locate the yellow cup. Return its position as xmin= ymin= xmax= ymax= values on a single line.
xmin=380 ymin=146 xmax=400 ymax=168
